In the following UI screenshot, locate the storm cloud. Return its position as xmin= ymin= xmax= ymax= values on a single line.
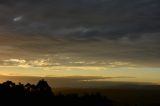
xmin=0 ymin=0 xmax=160 ymax=68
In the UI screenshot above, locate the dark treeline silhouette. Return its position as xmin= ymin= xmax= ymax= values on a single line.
xmin=0 ymin=79 xmax=114 ymax=106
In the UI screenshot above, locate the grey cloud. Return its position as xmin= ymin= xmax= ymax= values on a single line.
xmin=0 ymin=0 xmax=160 ymax=68
xmin=1 ymin=0 xmax=160 ymax=39
xmin=0 ymin=33 xmax=160 ymax=67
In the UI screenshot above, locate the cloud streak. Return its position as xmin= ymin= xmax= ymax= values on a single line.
xmin=0 ymin=75 xmax=138 ymax=88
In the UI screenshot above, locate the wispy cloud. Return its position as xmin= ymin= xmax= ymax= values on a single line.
xmin=3 ymin=59 xmax=26 ymax=64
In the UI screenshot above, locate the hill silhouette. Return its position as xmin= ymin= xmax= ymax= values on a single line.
xmin=0 ymin=79 xmax=113 ymax=106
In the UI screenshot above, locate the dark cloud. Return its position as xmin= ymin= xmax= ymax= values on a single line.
xmin=0 ymin=75 xmax=138 ymax=88
xmin=1 ymin=75 xmax=159 ymax=89
xmin=1 ymin=0 xmax=160 ymax=38
xmin=0 ymin=0 xmax=160 ymax=67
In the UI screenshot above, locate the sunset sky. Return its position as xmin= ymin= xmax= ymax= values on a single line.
xmin=0 ymin=0 xmax=160 ymax=85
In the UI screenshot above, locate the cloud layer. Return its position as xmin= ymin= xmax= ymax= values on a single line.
xmin=0 ymin=0 xmax=160 ymax=68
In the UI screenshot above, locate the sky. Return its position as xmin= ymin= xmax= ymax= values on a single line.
xmin=0 ymin=0 xmax=160 ymax=85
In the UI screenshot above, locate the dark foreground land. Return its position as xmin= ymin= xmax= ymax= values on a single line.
xmin=55 ymin=88 xmax=160 ymax=106
xmin=0 ymin=80 xmax=160 ymax=106
xmin=0 ymin=80 xmax=112 ymax=106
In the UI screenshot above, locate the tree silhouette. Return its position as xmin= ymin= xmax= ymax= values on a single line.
xmin=0 ymin=79 xmax=114 ymax=106
xmin=36 ymin=79 xmax=53 ymax=96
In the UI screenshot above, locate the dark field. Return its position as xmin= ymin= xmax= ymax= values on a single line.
xmin=0 ymin=80 xmax=112 ymax=106
xmin=0 ymin=78 xmax=160 ymax=106
xmin=54 ymin=88 xmax=160 ymax=106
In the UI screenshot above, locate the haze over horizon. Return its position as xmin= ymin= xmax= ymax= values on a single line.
xmin=0 ymin=0 xmax=160 ymax=85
